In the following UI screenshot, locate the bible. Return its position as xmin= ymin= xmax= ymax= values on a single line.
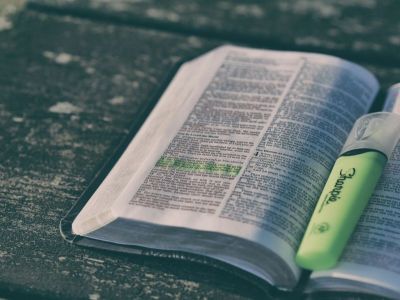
xmin=61 ymin=45 xmax=400 ymax=299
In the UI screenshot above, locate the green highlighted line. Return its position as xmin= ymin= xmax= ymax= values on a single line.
xmin=156 ymin=156 xmax=241 ymax=176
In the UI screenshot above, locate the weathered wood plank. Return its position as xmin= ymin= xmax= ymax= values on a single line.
xmin=28 ymin=0 xmax=400 ymax=66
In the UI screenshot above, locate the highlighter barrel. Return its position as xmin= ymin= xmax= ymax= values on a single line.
xmin=296 ymin=150 xmax=386 ymax=270
xmin=296 ymin=112 xmax=400 ymax=271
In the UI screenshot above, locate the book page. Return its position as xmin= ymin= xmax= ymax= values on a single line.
xmin=73 ymin=45 xmax=378 ymax=285
xmin=70 ymin=50 xmax=219 ymax=232
xmin=309 ymin=141 xmax=400 ymax=297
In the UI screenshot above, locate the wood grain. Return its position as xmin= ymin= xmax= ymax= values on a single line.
xmin=1 ymin=1 xmax=399 ymax=299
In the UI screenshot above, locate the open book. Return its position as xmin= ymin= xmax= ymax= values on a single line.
xmin=64 ymin=45 xmax=400 ymax=299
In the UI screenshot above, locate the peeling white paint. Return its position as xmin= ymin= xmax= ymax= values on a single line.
xmin=0 ymin=16 xmax=12 ymax=31
xmin=144 ymin=273 xmax=155 ymax=279
xmin=12 ymin=116 xmax=24 ymax=123
xmin=389 ymin=36 xmax=400 ymax=46
xmin=43 ymin=51 xmax=56 ymax=60
xmin=112 ymin=74 xmax=125 ymax=85
xmin=51 ymin=176 xmax=63 ymax=187
xmin=295 ymin=36 xmax=324 ymax=46
xmin=234 ymin=4 xmax=264 ymax=17
xmin=146 ymin=8 xmax=180 ymax=22
xmin=59 ymin=149 xmax=75 ymax=159
xmin=89 ymin=293 xmax=100 ymax=300
xmin=0 ymin=4 xmax=18 ymax=31
xmin=54 ymin=53 xmax=74 ymax=64
xmin=177 ymin=279 xmax=200 ymax=290
xmin=86 ymin=67 xmax=96 ymax=74
xmin=108 ymin=96 xmax=125 ymax=105
xmin=336 ymin=0 xmax=376 ymax=8
xmin=352 ymin=41 xmax=382 ymax=51
xmin=85 ymin=256 xmax=105 ymax=264
xmin=49 ymin=102 xmax=82 ymax=114
xmin=134 ymin=70 xmax=146 ymax=78
xmin=43 ymin=51 xmax=78 ymax=65
xmin=279 ymin=1 xmax=340 ymax=18
xmin=187 ymin=36 xmax=203 ymax=48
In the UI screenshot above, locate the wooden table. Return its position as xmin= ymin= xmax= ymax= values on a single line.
xmin=1 ymin=1 xmax=398 ymax=299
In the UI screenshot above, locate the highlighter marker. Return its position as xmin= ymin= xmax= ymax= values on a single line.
xmin=295 ymin=107 xmax=400 ymax=271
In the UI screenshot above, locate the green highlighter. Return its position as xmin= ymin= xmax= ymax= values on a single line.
xmin=296 ymin=110 xmax=400 ymax=271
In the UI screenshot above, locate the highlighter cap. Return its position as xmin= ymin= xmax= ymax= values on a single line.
xmin=340 ymin=112 xmax=400 ymax=158
xmin=383 ymin=83 xmax=400 ymax=114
